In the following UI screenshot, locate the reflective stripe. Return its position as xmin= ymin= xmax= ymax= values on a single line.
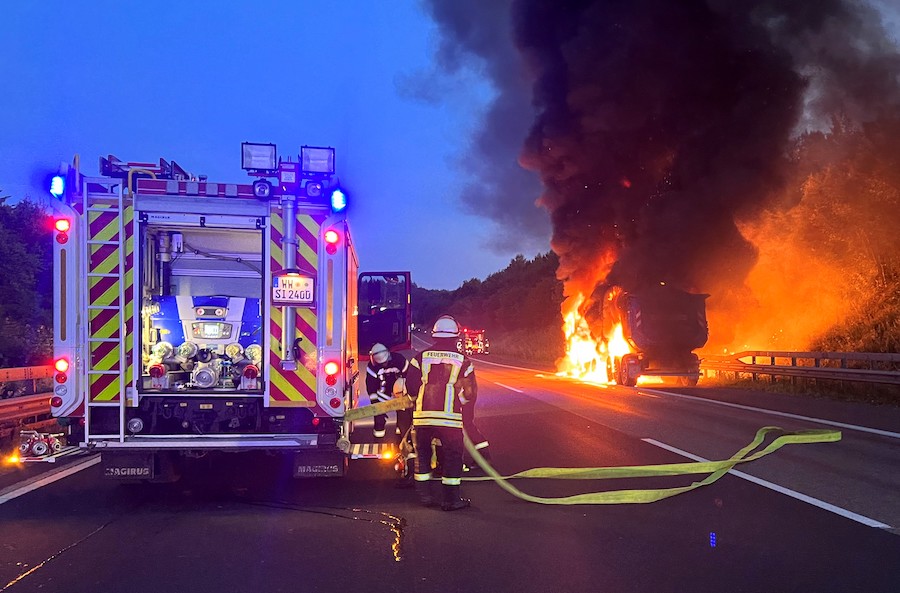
xmin=414 ymin=411 xmax=462 ymax=421
xmin=410 ymin=358 xmax=421 ymax=369
xmin=413 ymin=418 xmax=463 ymax=429
xmin=366 ymin=366 xmax=378 ymax=378
xmin=463 ymin=363 xmax=474 ymax=377
xmin=474 ymin=441 xmax=490 ymax=450
xmin=414 ymin=472 xmax=432 ymax=482
xmin=442 ymin=477 xmax=462 ymax=486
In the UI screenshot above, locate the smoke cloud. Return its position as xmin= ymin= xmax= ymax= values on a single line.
xmin=419 ymin=0 xmax=548 ymax=252
xmin=426 ymin=0 xmax=900 ymax=349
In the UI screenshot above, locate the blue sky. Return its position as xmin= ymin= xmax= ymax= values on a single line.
xmin=0 ymin=0 xmax=546 ymax=289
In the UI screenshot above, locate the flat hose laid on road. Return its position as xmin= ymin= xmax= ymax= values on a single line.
xmin=462 ymin=426 xmax=841 ymax=505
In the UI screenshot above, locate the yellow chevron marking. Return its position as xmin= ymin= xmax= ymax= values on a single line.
xmin=93 ymin=345 xmax=121 ymax=371
xmin=270 ymin=370 xmax=309 ymax=403
xmin=297 ymin=215 xmax=319 ymax=268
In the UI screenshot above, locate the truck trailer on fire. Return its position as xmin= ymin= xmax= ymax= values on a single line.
xmin=584 ymin=284 xmax=708 ymax=387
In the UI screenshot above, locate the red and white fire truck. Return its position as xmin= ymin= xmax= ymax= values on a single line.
xmin=46 ymin=144 xmax=410 ymax=480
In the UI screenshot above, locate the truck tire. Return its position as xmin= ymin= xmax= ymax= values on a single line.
xmin=620 ymin=355 xmax=638 ymax=387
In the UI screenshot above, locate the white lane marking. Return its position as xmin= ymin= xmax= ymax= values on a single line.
xmin=642 ymin=438 xmax=891 ymax=529
xmin=0 ymin=455 xmax=100 ymax=505
xmin=493 ymin=382 xmax=524 ymax=393
xmin=639 ymin=388 xmax=900 ymax=440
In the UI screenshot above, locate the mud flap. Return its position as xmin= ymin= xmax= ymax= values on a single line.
xmin=102 ymin=452 xmax=156 ymax=480
xmin=101 ymin=451 xmax=179 ymax=482
xmin=293 ymin=449 xmax=347 ymax=478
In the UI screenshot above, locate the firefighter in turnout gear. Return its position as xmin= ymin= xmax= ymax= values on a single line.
xmin=365 ymin=343 xmax=410 ymax=440
xmin=405 ymin=315 xmax=474 ymax=511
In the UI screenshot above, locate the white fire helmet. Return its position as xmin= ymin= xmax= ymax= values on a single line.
xmin=370 ymin=343 xmax=391 ymax=364
xmin=431 ymin=315 xmax=460 ymax=338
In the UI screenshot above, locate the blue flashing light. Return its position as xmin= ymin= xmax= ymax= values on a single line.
xmin=330 ymin=188 xmax=347 ymax=212
xmin=50 ymin=175 xmax=65 ymax=198
xmin=709 ymin=532 xmax=717 ymax=548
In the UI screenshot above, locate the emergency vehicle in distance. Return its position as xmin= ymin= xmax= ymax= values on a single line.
xmin=457 ymin=328 xmax=490 ymax=356
xmin=46 ymin=143 xmax=410 ymax=480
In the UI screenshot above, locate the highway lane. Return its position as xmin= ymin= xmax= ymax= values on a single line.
xmin=1 ymin=353 xmax=899 ymax=592
xmin=473 ymin=356 xmax=900 ymax=530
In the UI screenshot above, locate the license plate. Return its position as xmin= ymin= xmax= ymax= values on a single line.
xmin=272 ymin=274 xmax=315 ymax=305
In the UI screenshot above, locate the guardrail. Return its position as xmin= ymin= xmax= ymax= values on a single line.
xmin=700 ymin=351 xmax=900 ymax=385
xmin=1 ymin=366 xmax=57 ymax=443
xmin=0 ymin=392 xmax=55 ymax=442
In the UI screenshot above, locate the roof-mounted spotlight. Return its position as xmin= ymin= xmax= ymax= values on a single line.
xmin=300 ymin=146 xmax=335 ymax=176
xmin=253 ymin=179 xmax=273 ymax=200
xmin=242 ymin=142 xmax=277 ymax=172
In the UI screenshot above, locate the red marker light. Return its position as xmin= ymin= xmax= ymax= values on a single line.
xmin=242 ymin=364 xmax=259 ymax=379
xmin=311 ymin=417 xmax=321 ymax=427
xmin=329 ymin=397 xmax=341 ymax=409
xmin=50 ymin=396 xmax=63 ymax=407
xmin=55 ymin=373 xmax=67 ymax=384
xmin=55 ymin=219 xmax=71 ymax=233
xmin=54 ymin=358 xmax=69 ymax=373
xmin=324 ymin=230 xmax=339 ymax=244
xmin=323 ymin=361 xmax=339 ymax=376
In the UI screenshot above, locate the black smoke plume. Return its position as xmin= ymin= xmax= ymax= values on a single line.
xmin=426 ymin=0 xmax=900 ymax=345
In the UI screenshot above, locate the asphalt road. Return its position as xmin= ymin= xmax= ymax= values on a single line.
xmin=1 ymin=351 xmax=899 ymax=593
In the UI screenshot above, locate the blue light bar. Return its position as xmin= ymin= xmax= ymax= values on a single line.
xmin=330 ymin=188 xmax=347 ymax=212
xmin=50 ymin=175 xmax=65 ymax=198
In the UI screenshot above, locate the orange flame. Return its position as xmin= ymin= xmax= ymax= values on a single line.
xmin=556 ymin=293 xmax=633 ymax=384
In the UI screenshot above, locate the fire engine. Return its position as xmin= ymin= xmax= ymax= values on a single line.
xmin=457 ymin=328 xmax=490 ymax=356
xmin=46 ymin=143 xmax=411 ymax=480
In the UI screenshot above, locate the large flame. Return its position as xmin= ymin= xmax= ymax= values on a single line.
xmin=556 ymin=293 xmax=632 ymax=384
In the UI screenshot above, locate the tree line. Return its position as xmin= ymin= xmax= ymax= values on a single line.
xmin=0 ymin=197 xmax=53 ymax=367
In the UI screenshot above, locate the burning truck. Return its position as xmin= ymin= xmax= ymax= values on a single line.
xmin=582 ymin=284 xmax=709 ymax=386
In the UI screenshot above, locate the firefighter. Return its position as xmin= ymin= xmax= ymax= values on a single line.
xmin=405 ymin=315 xmax=473 ymax=511
xmin=365 ymin=343 xmax=410 ymax=440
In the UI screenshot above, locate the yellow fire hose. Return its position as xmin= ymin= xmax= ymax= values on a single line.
xmin=344 ymin=398 xmax=841 ymax=505
xmin=461 ymin=426 xmax=841 ymax=505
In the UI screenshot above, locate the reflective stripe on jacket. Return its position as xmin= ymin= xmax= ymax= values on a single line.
xmin=406 ymin=346 xmax=476 ymax=429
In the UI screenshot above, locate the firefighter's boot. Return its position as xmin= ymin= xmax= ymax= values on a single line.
xmin=441 ymin=485 xmax=471 ymax=511
xmin=415 ymin=480 xmax=438 ymax=507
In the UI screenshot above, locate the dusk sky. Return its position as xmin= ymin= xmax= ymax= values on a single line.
xmin=0 ymin=0 xmax=547 ymax=290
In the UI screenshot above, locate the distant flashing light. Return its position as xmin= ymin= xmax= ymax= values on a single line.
xmin=330 ymin=188 xmax=347 ymax=212
xmin=50 ymin=175 xmax=65 ymax=198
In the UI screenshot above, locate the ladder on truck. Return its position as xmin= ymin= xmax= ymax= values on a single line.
xmin=82 ymin=176 xmax=131 ymax=443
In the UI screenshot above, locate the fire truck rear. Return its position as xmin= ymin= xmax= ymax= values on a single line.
xmin=46 ymin=144 xmax=408 ymax=480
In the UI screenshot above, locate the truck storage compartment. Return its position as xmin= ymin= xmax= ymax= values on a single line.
xmin=139 ymin=225 xmax=264 ymax=394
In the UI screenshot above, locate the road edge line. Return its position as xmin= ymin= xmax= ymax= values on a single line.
xmin=493 ymin=382 xmax=524 ymax=393
xmin=641 ymin=438 xmax=891 ymax=529
xmin=639 ymin=388 xmax=900 ymax=440
xmin=0 ymin=455 xmax=100 ymax=505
